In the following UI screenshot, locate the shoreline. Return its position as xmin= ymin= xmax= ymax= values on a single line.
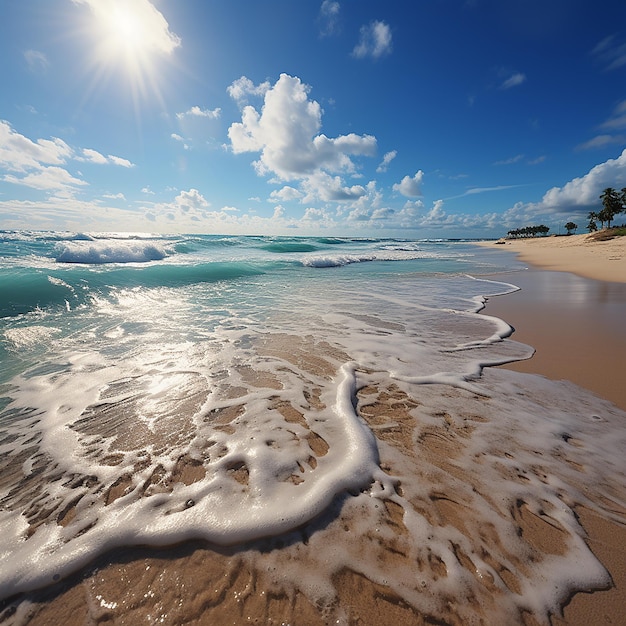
xmin=480 ymin=235 xmax=626 ymax=626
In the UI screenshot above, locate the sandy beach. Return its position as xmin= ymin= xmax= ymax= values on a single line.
xmin=480 ymin=232 xmax=626 ymax=626
xmin=484 ymin=232 xmax=626 ymax=284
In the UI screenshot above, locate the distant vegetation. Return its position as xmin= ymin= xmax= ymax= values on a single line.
xmin=507 ymin=224 xmax=550 ymax=238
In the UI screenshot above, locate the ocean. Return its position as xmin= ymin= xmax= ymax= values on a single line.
xmin=1 ymin=231 xmax=624 ymax=624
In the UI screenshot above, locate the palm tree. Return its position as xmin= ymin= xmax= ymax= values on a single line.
xmin=599 ymin=187 xmax=622 ymax=228
xmin=565 ymin=221 xmax=577 ymax=235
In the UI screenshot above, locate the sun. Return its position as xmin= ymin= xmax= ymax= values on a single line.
xmin=73 ymin=0 xmax=181 ymax=106
xmin=102 ymin=5 xmax=149 ymax=58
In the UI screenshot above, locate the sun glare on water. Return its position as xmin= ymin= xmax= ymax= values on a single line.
xmin=74 ymin=0 xmax=181 ymax=105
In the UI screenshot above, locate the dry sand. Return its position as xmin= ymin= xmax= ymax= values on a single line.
xmin=480 ymin=232 xmax=626 ymax=626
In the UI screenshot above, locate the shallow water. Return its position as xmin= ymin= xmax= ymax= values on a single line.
xmin=1 ymin=232 xmax=625 ymax=624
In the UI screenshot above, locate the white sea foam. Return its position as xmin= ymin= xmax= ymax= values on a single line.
xmin=55 ymin=240 xmax=169 ymax=264
xmin=300 ymin=249 xmax=445 ymax=267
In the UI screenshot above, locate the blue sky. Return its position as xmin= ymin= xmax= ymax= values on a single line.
xmin=1 ymin=0 xmax=626 ymax=238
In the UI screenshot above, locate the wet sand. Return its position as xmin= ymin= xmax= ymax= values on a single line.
xmin=484 ymin=268 xmax=626 ymax=411
xmin=481 ymin=242 xmax=626 ymax=626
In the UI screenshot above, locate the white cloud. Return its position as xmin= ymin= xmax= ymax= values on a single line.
xmin=4 ymin=167 xmax=87 ymax=191
xmin=0 ymin=121 xmax=89 ymax=193
xmin=228 ymin=74 xmax=377 ymax=187
xmin=0 ymin=121 xmax=73 ymax=172
xmin=176 ymin=106 xmax=221 ymax=120
xmin=352 ymin=21 xmax=392 ymax=59
xmin=376 ymin=150 xmax=397 ymax=172
xmin=576 ymin=134 xmax=626 ymax=151
xmin=272 ymin=206 xmax=285 ymax=219
xmin=500 ymin=72 xmax=526 ymax=90
xmin=302 ymin=172 xmax=368 ymax=203
xmin=227 ymin=76 xmax=271 ymax=105
xmin=173 ymin=188 xmax=209 ymax=212
xmin=592 ymin=35 xmax=626 ymax=72
xmin=393 ymin=171 xmax=424 ymax=197
xmin=494 ymin=154 xmax=524 ymax=165
xmin=108 ymin=155 xmax=134 ymax=168
xmin=103 ymin=192 xmax=126 ymax=200
xmin=171 ymin=133 xmax=190 ymax=150
xmin=24 ymin=49 xmax=49 ymax=71
xmin=80 ymin=148 xmax=109 ymax=164
xmin=600 ymin=100 xmax=626 ymax=130
xmin=319 ymin=1 xmax=340 ymax=37
xmin=72 ymin=0 xmax=181 ymax=56
xmin=78 ymin=148 xmax=134 ymax=167
xmin=540 ymin=149 xmax=626 ymax=210
xmin=269 ymin=186 xmax=303 ymax=203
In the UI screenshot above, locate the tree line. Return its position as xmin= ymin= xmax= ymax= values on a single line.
xmin=507 ymin=224 xmax=550 ymax=238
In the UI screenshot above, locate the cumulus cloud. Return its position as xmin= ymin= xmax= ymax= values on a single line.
xmin=302 ymin=172 xmax=368 ymax=203
xmin=500 ymin=72 xmax=526 ymax=90
xmin=376 ymin=150 xmax=397 ymax=172
xmin=269 ymin=185 xmax=303 ymax=203
xmin=393 ymin=171 xmax=424 ymax=197
xmin=176 ymin=106 xmax=221 ymax=120
xmin=173 ymin=188 xmax=208 ymax=212
xmin=352 ymin=21 xmax=392 ymax=59
xmin=72 ymin=0 xmax=181 ymax=55
xmin=227 ymin=76 xmax=271 ymax=105
xmin=228 ymin=74 xmax=377 ymax=189
xmin=540 ymin=149 xmax=626 ymax=209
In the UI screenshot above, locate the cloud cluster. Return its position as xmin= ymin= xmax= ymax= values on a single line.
xmin=0 ymin=120 xmax=134 ymax=193
xmin=228 ymin=74 xmax=377 ymax=202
